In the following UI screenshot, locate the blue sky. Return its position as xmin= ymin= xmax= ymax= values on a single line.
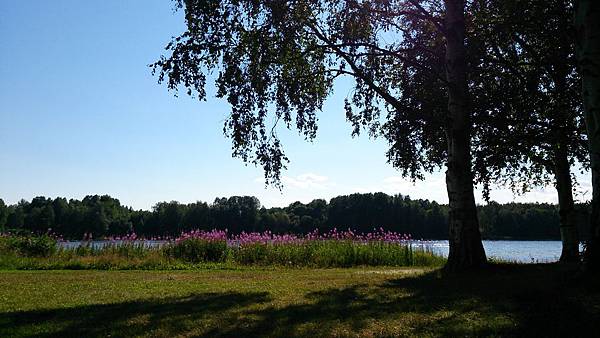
xmin=0 ymin=1 xmax=590 ymax=210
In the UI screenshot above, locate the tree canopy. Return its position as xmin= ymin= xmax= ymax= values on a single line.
xmin=152 ymin=0 xmax=464 ymax=184
xmin=0 ymin=194 xmax=589 ymax=241
xmin=153 ymin=0 xmax=493 ymax=270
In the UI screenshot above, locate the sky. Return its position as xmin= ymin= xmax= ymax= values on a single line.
xmin=0 ymin=1 xmax=591 ymax=210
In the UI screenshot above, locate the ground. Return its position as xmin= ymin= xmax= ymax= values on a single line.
xmin=0 ymin=265 xmax=599 ymax=337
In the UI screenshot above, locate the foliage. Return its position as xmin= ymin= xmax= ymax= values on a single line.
xmin=575 ymin=0 xmax=600 ymax=270
xmin=151 ymin=0 xmax=460 ymax=185
xmin=232 ymin=241 xmax=443 ymax=267
xmin=469 ymin=0 xmax=587 ymax=196
xmin=0 ymin=193 xmax=590 ymax=240
xmin=0 ymin=230 xmax=444 ymax=270
xmin=159 ymin=228 xmax=444 ymax=268
xmin=166 ymin=228 xmax=443 ymax=268
xmin=165 ymin=239 xmax=229 ymax=263
xmin=0 ymin=199 xmax=7 ymax=232
xmin=0 ymin=233 xmax=57 ymax=257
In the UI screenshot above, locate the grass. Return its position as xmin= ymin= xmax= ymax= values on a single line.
xmin=0 ymin=235 xmax=446 ymax=270
xmin=1 ymin=264 xmax=599 ymax=337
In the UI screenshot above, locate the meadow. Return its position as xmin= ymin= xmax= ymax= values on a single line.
xmin=1 ymin=265 xmax=599 ymax=337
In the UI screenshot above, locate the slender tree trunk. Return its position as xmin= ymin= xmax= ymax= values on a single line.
xmin=553 ymin=140 xmax=580 ymax=262
xmin=552 ymin=74 xmax=580 ymax=262
xmin=575 ymin=0 xmax=600 ymax=270
xmin=443 ymin=0 xmax=487 ymax=271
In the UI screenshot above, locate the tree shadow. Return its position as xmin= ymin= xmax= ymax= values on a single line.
xmin=212 ymin=264 xmax=600 ymax=337
xmin=2 ymin=265 xmax=599 ymax=337
xmin=377 ymin=264 xmax=600 ymax=336
xmin=0 ymin=291 xmax=271 ymax=338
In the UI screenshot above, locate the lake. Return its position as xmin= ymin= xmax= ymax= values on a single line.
xmin=59 ymin=240 xmax=568 ymax=263
xmin=415 ymin=240 xmax=567 ymax=263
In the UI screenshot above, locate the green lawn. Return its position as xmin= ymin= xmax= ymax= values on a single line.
xmin=1 ymin=265 xmax=599 ymax=337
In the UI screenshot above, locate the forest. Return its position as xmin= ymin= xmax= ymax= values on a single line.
xmin=0 ymin=194 xmax=590 ymax=240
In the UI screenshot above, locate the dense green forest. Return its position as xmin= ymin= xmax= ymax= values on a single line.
xmin=0 ymin=194 xmax=589 ymax=240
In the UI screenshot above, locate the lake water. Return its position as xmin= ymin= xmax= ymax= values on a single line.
xmin=59 ymin=240 xmax=567 ymax=263
xmin=414 ymin=240 xmax=566 ymax=263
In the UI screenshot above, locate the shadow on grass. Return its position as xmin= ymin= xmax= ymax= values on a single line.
xmin=211 ymin=264 xmax=600 ymax=337
xmin=2 ymin=265 xmax=599 ymax=337
xmin=0 ymin=291 xmax=271 ymax=338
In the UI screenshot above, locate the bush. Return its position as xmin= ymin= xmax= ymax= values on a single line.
xmin=3 ymin=235 xmax=57 ymax=257
xmin=165 ymin=238 xmax=228 ymax=263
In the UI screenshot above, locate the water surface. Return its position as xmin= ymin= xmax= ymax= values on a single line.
xmin=414 ymin=240 xmax=565 ymax=263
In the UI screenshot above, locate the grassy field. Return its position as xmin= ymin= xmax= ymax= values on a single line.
xmin=1 ymin=265 xmax=599 ymax=337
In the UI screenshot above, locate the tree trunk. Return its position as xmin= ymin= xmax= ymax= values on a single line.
xmin=552 ymin=72 xmax=580 ymax=263
xmin=553 ymin=141 xmax=580 ymax=262
xmin=575 ymin=0 xmax=600 ymax=270
xmin=443 ymin=0 xmax=487 ymax=271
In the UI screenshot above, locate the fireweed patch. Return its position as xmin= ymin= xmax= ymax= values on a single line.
xmin=0 ymin=229 xmax=445 ymax=269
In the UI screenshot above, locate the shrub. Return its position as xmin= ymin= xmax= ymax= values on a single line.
xmin=165 ymin=238 xmax=228 ymax=263
xmin=4 ymin=235 xmax=57 ymax=257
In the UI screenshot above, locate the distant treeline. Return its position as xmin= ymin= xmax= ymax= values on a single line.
xmin=0 ymin=193 xmax=590 ymax=240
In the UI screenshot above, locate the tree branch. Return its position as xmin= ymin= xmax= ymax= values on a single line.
xmin=305 ymin=21 xmax=406 ymax=113
xmin=406 ymin=0 xmax=445 ymax=34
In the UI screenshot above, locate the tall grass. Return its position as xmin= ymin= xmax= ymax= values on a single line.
xmin=0 ymin=229 xmax=445 ymax=270
xmin=164 ymin=238 xmax=228 ymax=263
xmin=232 ymin=240 xmax=443 ymax=267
